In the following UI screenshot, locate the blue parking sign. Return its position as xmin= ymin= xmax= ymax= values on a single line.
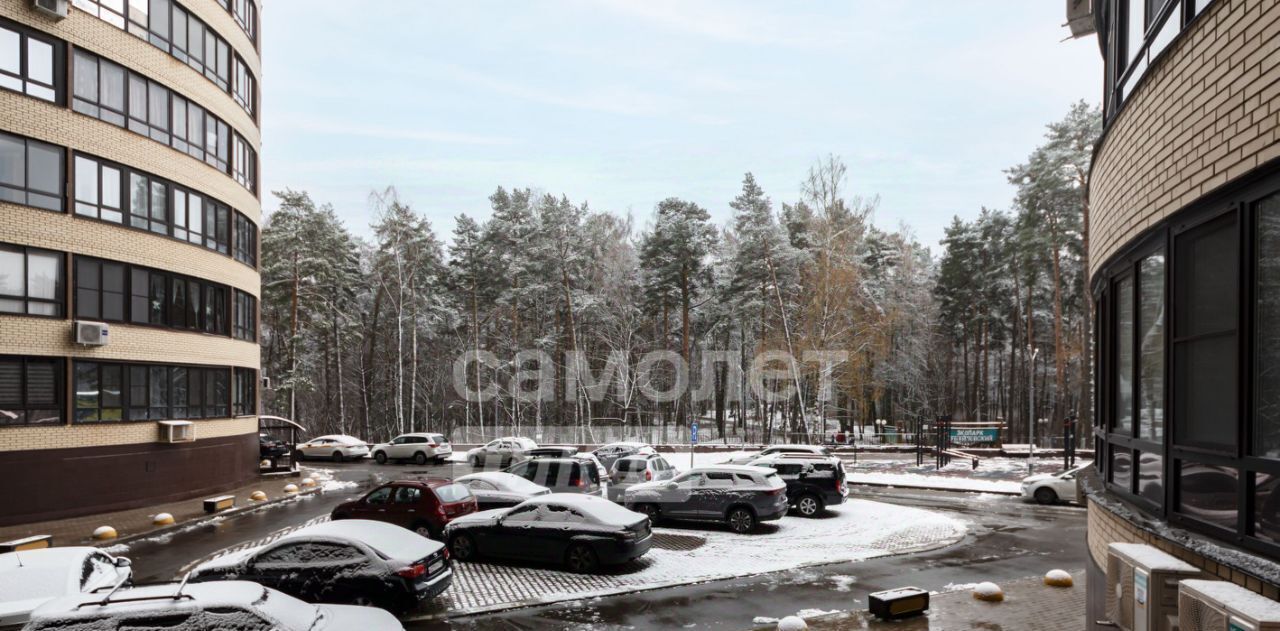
xmin=691 ymin=422 xmax=699 ymax=444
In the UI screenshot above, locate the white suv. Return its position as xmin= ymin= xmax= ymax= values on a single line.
xmin=371 ymin=433 xmax=452 ymax=465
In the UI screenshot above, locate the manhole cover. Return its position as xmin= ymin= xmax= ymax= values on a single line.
xmin=652 ymin=532 xmax=706 ymax=551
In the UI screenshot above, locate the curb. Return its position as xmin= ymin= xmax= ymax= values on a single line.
xmin=847 ymin=481 xmax=1023 ymax=496
xmin=93 ymin=486 xmax=323 ymax=549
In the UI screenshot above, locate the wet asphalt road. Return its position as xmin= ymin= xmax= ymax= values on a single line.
xmin=117 ymin=458 xmax=1086 ymax=630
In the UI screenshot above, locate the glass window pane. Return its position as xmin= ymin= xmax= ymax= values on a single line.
xmin=1179 ymin=461 xmax=1238 ymax=531
xmin=130 ymin=173 xmax=148 ymax=229
xmin=149 ymin=0 xmax=169 ymax=38
xmin=75 ymin=157 xmax=99 ymax=206
xmin=26 ymin=251 xmax=59 ymax=301
xmin=0 ymin=247 xmax=23 ymax=296
xmin=75 ymin=362 xmax=99 ymax=422
xmin=0 ymin=27 xmax=18 ymax=75
xmin=1175 ymin=219 xmax=1237 ymax=337
xmin=26 ymin=38 xmax=52 ymax=85
xmin=130 ymin=268 xmax=148 ymax=323
xmin=1138 ymin=451 xmax=1163 ymax=505
xmin=1174 ymin=218 xmax=1239 ymax=450
xmin=1127 ymin=0 xmax=1145 ymax=62
xmin=101 ymin=166 xmax=120 ymax=210
xmin=1255 ymin=473 xmax=1280 ymax=543
xmin=0 ymin=133 xmax=22 ymax=187
xmin=1256 ymin=194 xmax=1280 ymax=458
xmin=1115 ymin=276 xmax=1134 ymax=434
xmin=0 ymin=359 xmax=19 ymax=406
xmin=101 ymin=61 xmax=125 ymax=112
xmin=73 ymin=51 xmax=98 ymax=102
xmin=27 ymin=141 xmax=62 ymax=196
xmin=148 ymin=82 xmax=168 ymax=131
xmin=101 ymin=364 xmax=122 ymax=411
xmin=1138 ymin=253 xmax=1165 ymax=441
xmin=1110 ymin=445 xmax=1132 ymax=490
xmin=26 ymin=361 xmax=55 ymax=406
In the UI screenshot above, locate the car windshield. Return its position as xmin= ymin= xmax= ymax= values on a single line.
xmin=434 ymin=483 xmax=472 ymax=503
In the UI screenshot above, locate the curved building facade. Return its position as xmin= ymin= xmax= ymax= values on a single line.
xmin=1087 ymin=0 xmax=1280 ymax=624
xmin=0 ymin=0 xmax=260 ymax=525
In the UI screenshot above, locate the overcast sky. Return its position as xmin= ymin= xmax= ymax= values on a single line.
xmin=261 ymin=1 xmax=1102 ymax=250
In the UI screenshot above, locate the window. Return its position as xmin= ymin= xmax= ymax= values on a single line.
xmin=232 ymin=133 xmax=255 ymax=193
xmin=233 ymin=290 xmax=256 ymax=341
xmin=76 ymin=360 xmax=231 ymax=422
xmin=72 ymin=0 xmax=127 ymax=28
xmin=232 ymin=0 xmax=256 ymax=43
xmin=1172 ymin=215 xmax=1238 ymax=451
xmin=364 ymin=487 xmax=392 ymax=505
xmin=234 ymin=212 xmax=257 ymax=267
xmin=232 ymin=367 xmax=255 ymax=415
xmin=1256 ymin=193 xmax=1280 ymax=458
xmin=393 ymin=486 xmax=421 ymax=504
xmin=77 ymin=256 xmax=233 ymax=335
xmin=74 ymin=156 xmax=124 ymax=223
xmin=1178 ymin=461 xmax=1239 ymax=532
xmin=74 ymin=258 xmax=125 ymax=322
xmin=0 ymin=244 xmax=64 ymax=317
xmin=232 ymin=55 xmax=254 ymax=117
xmin=1114 ymin=275 xmax=1134 ymax=434
xmin=0 ymin=356 xmax=63 ymax=425
xmin=0 ymin=131 xmax=64 ymax=212
xmin=0 ymin=20 xmax=61 ymax=102
xmin=1137 ymin=252 xmax=1164 ymax=441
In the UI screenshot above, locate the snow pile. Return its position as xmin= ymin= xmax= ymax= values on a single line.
xmin=844 ymin=471 xmax=1021 ymax=494
xmin=829 ymin=575 xmax=857 ymax=592
xmin=321 ymin=479 xmax=358 ymax=492
xmin=777 ymin=616 xmax=808 ymax=630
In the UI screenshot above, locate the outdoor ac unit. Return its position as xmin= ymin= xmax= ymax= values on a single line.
xmin=1106 ymin=543 xmax=1201 ymax=631
xmin=1065 ymin=0 xmax=1095 ymax=38
xmin=31 ymin=0 xmax=67 ymax=19
xmin=1180 ymin=580 xmax=1280 ymax=631
xmin=158 ymin=420 xmax=195 ymax=443
xmin=75 ymin=321 xmax=109 ymax=346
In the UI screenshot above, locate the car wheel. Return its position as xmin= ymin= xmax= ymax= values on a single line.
xmin=331 ymin=451 xmax=344 ymax=463
xmin=450 ymin=533 xmax=478 ymax=561
xmin=1034 ymin=487 xmax=1059 ymax=505
xmin=374 ymin=451 xmax=387 ymax=465
xmin=727 ymin=507 xmax=756 ymax=534
xmin=412 ymin=522 xmax=437 ymax=540
xmin=413 ymin=452 xmax=428 ymax=465
xmin=796 ymin=494 xmax=824 ymax=517
xmin=565 ymin=543 xmax=599 ymax=573
xmin=635 ymin=503 xmax=661 ymax=524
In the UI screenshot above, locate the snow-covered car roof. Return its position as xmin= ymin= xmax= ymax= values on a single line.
xmin=28 ymin=581 xmax=320 ymax=630
xmin=597 ymin=441 xmax=652 ymax=450
xmin=455 ymin=472 xmax=549 ymax=495
xmin=275 ymin=520 xmax=442 ymax=562
xmin=0 ymin=548 xmax=106 ymax=612
xmin=748 ymin=452 xmax=839 ymax=464
xmin=689 ymin=464 xmax=777 ymax=474
xmin=310 ymin=434 xmax=366 ymax=445
xmin=763 ymin=444 xmax=827 ymax=451
xmin=520 ymin=493 xmax=646 ymax=527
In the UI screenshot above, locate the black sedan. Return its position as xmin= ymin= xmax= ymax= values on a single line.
xmin=444 ymin=494 xmax=652 ymax=573
xmin=189 ymin=519 xmax=451 ymax=614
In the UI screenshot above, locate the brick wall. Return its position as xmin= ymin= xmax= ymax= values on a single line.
xmin=0 ymin=416 xmax=257 ymax=452
xmin=1091 ymin=0 xmax=1280 ymax=279
xmin=1088 ymin=497 xmax=1280 ymax=599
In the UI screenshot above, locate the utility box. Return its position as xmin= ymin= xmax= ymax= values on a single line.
xmin=869 ymin=586 xmax=930 ymax=620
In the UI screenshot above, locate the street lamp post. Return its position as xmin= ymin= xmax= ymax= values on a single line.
xmin=1029 ymin=346 xmax=1039 ymax=474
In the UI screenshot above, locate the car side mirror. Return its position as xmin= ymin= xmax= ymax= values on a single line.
xmin=665 ymin=482 xmax=678 ymax=490
xmin=114 ymin=557 xmax=132 ymax=568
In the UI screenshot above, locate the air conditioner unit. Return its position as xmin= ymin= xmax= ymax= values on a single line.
xmin=31 ymin=0 xmax=68 ymax=19
xmin=261 ymin=376 xmax=271 ymax=390
xmin=75 ymin=321 xmax=109 ymax=346
xmin=158 ymin=420 xmax=195 ymax=443
xmin=1106 ymin=543 xmax=1201 ymax=631
xmin=1065 ymin=0 xmax=1095 ymax=38
xmin=1180 ymin=580 xmax=1280 ymax=631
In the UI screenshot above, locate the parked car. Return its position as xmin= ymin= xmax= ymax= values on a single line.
xmin=607 ymin=453 xmax=677 ymax=502
xmin=295 ymin=434 xmax=370 ymax=462
xmin=454 ymin=472 xmax=551 ymax=510
xmin=190 ymin=520 xmax=451 ymax=614
xmin=25 ymin=581 xmax=401 ymax=631
xmin=747 ymin=453 xmax=847 ymax=516
xmin=592 ymin=441 xmax=655 ymax=472
xmin=445 ymin=494 xmax=652 ymax=573
xmin=524 ymin=448 xmax=612 ymax=483
xmin=259 ymin=433 xmax=288 ymax=462
xmin=466 ymin=437 xmax=537 ymax=468
xmin=0 ymin=547 xmax=132 ymax=629
xmin=1021 ymin=462 xmax=1090 ymax=504
xmin=504 ymin=457 xmax=603 ymax=495
xmin=722 ymin=444 xmax=832 ymax=465
xmin=331 ymin=479 xmax=478 ymax=539
xmin=371 ymin=433 xmax=452 ymax=465
xmin=623 ymin=465 xmax=788 ymax=533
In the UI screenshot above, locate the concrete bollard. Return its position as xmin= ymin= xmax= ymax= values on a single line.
xmin=972 ymin=582 xmax=1004 ymax=602
xmin=250 ymin=491 xmax=267 ymax=501
xmin=92 ymin=526 xmax=117 ymax=540
xmin=1044 ymin=569 xmax=1074 ymax=587
xmin=776 ymin=616 xmax=808 ymax=631
xmin=152 ymin=513 xmax=175 ymax=526
xmin=301 ymin=477 xmax=316 ymax=488
xmin=283 ymin=483 xmax=299 ymax=494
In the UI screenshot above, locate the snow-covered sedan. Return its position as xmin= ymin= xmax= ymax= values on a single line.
xmin=24 ymin=581 xmax=401 ymax=631
xmin=1020 ymin=462 xmax=1090 ymax=504
xmin=466 ymin=437 xmax=537 ymax=468
xmin=591 ymin=441 xmax=655 ymax=472
xmin=445 ymin=494 xmax=652 ymax=573
xmin=0 ymin=546 xmax=132 ymax=628
xmin=722 ymin=444 xmax=832 ymax=465
xmin=454 ymin=472 xmax=551 ymax=510
xmin=295 ymin=435 xmax=370 ymax=462
xmin=190 ymin=520 xmax=451 ymax=614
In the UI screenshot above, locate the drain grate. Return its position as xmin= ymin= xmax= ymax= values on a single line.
xmin=652 ymin=532 xmax=706 ymax=551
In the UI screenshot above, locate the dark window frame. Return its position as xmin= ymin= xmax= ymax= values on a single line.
xmin=0 ymin=130 xmax=66 ymax=212
xmin=233 ymin=211 xmax=258 ymax=268
xmin=232 ymin=289 xmax=256 ymax=342
xmin=232 ymin=366 xmax=255 ymax=416
xmin=73 ymin=254 xmax=232 ymax=337
xmin=0 ymin=243 xmax=65 ymax=319
xmin=73 ymin=359 xmax=232 ymax=423
xmin=0 ymin=355 xmax=65 ymax=426
xmin=0 ymin=17 xmax=64 ymax=104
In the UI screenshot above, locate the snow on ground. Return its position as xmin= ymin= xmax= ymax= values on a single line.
xmin=843 ymin=471 xmax=1021 ymax=494
xmin=829 ymin=575 xmax=857 ymax=592
xmin=423 ymin=498 xmax=967 ymax=616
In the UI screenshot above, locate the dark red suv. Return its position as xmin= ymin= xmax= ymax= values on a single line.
xmin=331 ymin=479 xmax=478 ymax=540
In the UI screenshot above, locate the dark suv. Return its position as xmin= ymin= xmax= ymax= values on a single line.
xmin=504 ymin=458 xmax=602 ymax=495
xmin=747 ymin=453 xmax=847 ymax=517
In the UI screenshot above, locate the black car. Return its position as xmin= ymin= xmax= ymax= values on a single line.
xmin=189 ymin=519 xmax=451 ymax=614
xmin=746 ymin=453 xmax=847 ymax=517
xmin=259 ymin=433 xmax=288 ymax=461
xmin=444 ymin=494 xmax=651 ymax=573
xmin=524 ymin=446 xmax=579 ymax=458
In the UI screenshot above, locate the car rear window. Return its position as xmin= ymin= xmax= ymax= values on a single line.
xmin=429 ymin=434 xmax=447 ymax=443
xmin=433 ymin=483 xmax=472 ymax=503
xmin=616 ymin=459 xmax=643 ymax=472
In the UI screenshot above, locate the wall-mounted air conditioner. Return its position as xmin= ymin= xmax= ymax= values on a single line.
xmin=31 ymin=0 xmax=67 ymax=19
xmin=1065 ymin=0 xmax=1095 ymax=38
xmin=1180 ymin=580 xmax=1280 ymax=631
xmin=75 ymin=321 xmax=109 ymax=346
xmin=1106 ymin=543 xmax=1201 ymax=631
xmin=158 ymin=420 xmax=195 ymax=443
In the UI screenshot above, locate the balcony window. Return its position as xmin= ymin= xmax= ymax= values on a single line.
xmin=0 ymin=131 xmax=64 ymax=212
xmin=0 ymin=244 xmax=64 ymax=317
xmin=0 ymin=356 xmax=63 ymax=425
xmin=0 ymin=21 xmax=60 ymax=103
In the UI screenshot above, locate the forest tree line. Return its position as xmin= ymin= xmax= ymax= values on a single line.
xmin=259 ymin=101 xmax=1101 ymax=446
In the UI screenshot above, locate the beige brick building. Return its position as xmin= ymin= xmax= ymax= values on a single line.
xmin=1086 ymin=0 xmax=1280 ymax=626
xmin=0 ymin=0 xmax=261 ymax=524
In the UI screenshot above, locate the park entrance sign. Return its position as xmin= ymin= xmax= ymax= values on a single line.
xmin=949 ymin=427 xmax=1000 ymax=448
